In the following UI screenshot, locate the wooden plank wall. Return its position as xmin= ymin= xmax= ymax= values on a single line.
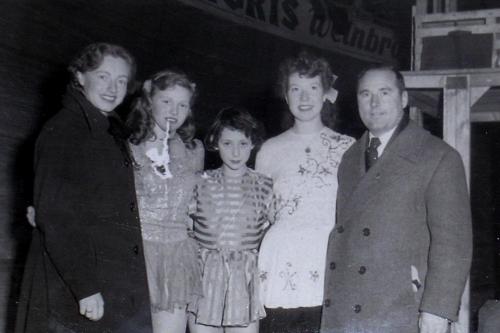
xmin=0 ymin=0 xmax=368 ymax=330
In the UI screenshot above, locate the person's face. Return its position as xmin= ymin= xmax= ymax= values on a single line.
xmin=286 ymin=73 xmax=326 ymax=124
xmin=150 ymin=84 xmax=192 ymax=135
xmin=357 ymin=69 xmax=408 ymax=137
xmin=76 ymin=55 xmax=131 ymax=114
xmin=217 ymin=127 xmax=254 ymax=177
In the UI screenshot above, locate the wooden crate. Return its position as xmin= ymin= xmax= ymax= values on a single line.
xmin=412 ymin=7 xmax=500 ymax=70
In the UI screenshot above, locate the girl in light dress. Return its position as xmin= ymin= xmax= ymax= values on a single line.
xmin=127 ymin=69 xmax=204 ymax=333
xmin=188 ymin=107 xmax=273 ymax=333
xmin=257 ymin=51 xmax=355 ymax=333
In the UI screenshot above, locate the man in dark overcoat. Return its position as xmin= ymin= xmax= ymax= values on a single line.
xmin=321 ymin=65 xmax=472 ymax=333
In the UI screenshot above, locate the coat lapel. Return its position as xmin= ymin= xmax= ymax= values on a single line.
xmin=339 ymin=121 xmax=427 ymax=223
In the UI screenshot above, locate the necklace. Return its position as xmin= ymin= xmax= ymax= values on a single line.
xmin=294 ymin=127 xmax=325 ymax=155
xmin=145 ymin=121 xmax=172 ymax=179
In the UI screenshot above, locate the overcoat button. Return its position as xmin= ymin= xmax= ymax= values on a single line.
xmin=375 ymin=173 xmax=381 ymax=180
xmin=337 ymin=225 xmax=344 ymax=233
xmin=124 ymin=160 xmax=130 ymax=167
xmin=130 ymin=202 xmax=136 ymax=212
xmin=330 ymin=262 xmax=336 ymax=270
xmin=362 ymin=228 xmax=370 ymax=236
xmin=353 ymin=304 xmax=362 ymax=313
xmin=133 ymin=245 xmax=139 ymax=255
xmin=324 ymin=299 xmax=331 ymax=307
xmin=358 ymin=266 xmax=366 ymax=274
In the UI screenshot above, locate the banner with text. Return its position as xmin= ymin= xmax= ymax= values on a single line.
xmin=177 ymin=0 xmax=399 ymax=63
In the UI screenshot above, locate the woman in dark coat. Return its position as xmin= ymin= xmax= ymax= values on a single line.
xmin=15 ymin=43 xmax=152 ymax=333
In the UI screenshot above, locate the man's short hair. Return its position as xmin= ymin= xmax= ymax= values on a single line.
xmin=357 ymin=64 xmax=406 ymax=93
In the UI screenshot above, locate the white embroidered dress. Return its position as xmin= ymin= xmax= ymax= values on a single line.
xmin=256 ymin=127 xmax=354 ymax=308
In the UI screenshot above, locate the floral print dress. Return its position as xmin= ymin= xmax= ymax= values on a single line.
xmin=256 ymin=127 xmax=354 ymax=308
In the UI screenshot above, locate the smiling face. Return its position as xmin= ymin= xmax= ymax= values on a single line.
xmin=217 ymin=127 xmax=254 ymax=177
xmin=286 ymin=73 xmax=326 ymax=125
xmin=357 ymin=69 xmax=408 ymax=137
xmin=76 ymin=55 xmax=130 ymax=114
xmin=150 ymin=84 xmax=193 ymax=135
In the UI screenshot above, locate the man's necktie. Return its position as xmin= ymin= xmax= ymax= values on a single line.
xmin=365 ymin=137 xmax=381 ymax=171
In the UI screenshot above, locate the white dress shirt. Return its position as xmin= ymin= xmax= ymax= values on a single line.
xmin=369 ymin=126 xmax=397 ymax=157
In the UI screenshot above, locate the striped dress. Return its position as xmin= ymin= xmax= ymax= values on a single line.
xmin=188 ymin=168 xmax=273 ymax=326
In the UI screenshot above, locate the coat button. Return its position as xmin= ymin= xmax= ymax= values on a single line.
xmin=124 ymin=159 xmax=130 ymax=167
xmin=358 ymin=266 xmax=366 ymax=274
xmin=133 ymin=245 xmax=139 ymax=255
xmin=362 ymin=228 xmax=370 ymax=236
xmin=329 ymin=262 xmax=336 ymax=270
xmin=324 ymin=299 xmax=331 ymax=307
xmin=337 ymin=225 xmax=344 ymax=233
xmin=375 ymin=173 xmax=381 ymax=180
xmin=353 ymin=304 xmax=362 ymax=313
xmin=130 ymin=202 xmax=136 ymax=212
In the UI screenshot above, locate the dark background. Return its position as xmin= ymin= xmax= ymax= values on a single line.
xmin=0 ymin=0 xmax=499 ymax=331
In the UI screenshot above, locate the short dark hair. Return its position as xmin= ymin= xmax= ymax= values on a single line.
xmin=278 ymin=50 xmax=336 ymax=98
xmin=204 ymin=106 xmax=265 ymax=152
xmin=357 ymin=63 xmax=406 ymax=93
xmin=68 ymin=42 xmax=137 ymax=93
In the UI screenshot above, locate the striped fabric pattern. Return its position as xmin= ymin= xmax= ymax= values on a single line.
xmin=191 ymin=168 xmax=273 ymax=251
xmin=188 ymin=168 xmax=273 ymax=326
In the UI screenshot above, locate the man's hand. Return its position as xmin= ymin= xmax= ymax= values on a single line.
xmin=79 ymin=292 xmax=104 ymax=321
xmin=419 ymin=312 xmax=449 ymax=333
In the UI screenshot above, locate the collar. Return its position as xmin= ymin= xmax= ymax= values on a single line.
xmin=368 ymin=112 xmax=409 ymax=156
xmin=62 ymin=87 xmax=111 ymax=134
xmin=369 ymin=127 xmax=395 ymax=156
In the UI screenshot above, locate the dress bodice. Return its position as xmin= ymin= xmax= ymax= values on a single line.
xmin=258 ymin=127 xmax=354 ymax=230
xmin=189 ymin=168 xmax=273 ymax=251
xmin=131 ymin=136 xmax=204 ymax=242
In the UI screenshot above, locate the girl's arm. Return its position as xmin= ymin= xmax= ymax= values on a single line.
xmin=255 ymin=142 xmax=271 ymax=176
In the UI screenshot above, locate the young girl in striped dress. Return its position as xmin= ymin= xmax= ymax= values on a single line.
xmin=188 ymin=107 xmax=273 ymax=333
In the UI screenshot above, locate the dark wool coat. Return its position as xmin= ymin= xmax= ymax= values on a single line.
xmin=321 ymin=121 xmax=472 ymax=333
xmin=15 ymin=89 xmax=152 ymax=333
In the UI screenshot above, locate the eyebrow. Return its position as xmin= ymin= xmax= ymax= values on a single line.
xmin=95 ymin=70 xmax=129 ymax=78
xmin=358 ymin=86 xmax=394 ymax=93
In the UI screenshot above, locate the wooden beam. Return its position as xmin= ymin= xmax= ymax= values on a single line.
xmin=408 ymin=90 xmax=441 ymax=118
xmin=445 ymin=0 xmax=457 ymax=12
xmin=470 ymin=87 xmax=490 ymax=107
xmin=470 ymin=74 xmax=500 ymax=88
xmin=443 ymin=76 xmax=470 ymax=179
xmin=403 ymin=69 xmax=500 ymax=89
xmin=443 ymin=76 xmax=470 ymax=333
xmin=415 ymin=0 xmax=427 ymax=15
xmin=471 ymin=111 xmax=500 ymax=122
xmin=432 ymin=0 xmax=442 ymax=13
xmin=403 ymin=73 xmax=445 ymax=88
xmin=409 ymin=106 xmax=424 ymax=126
